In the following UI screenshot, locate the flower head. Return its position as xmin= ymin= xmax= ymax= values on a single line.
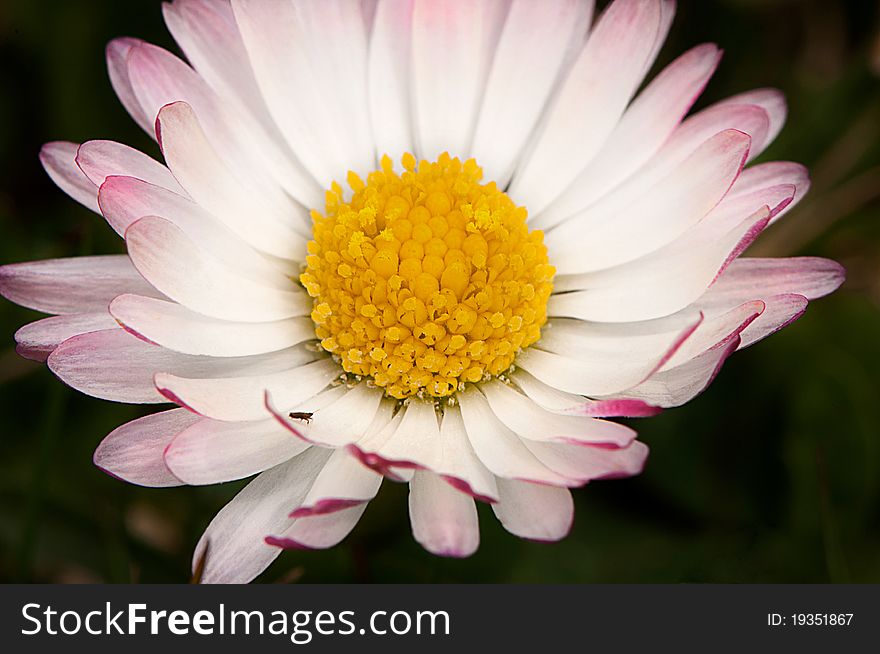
xmin=0 ymin=0 xmax=844 ymax=583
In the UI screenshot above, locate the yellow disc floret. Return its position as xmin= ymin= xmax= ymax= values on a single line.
xmin=301 ymin=153 xmax=554 ymax=400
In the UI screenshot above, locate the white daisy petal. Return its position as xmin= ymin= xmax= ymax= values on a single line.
xmin=231 ymin=0 xmax=372 ymax=185
xmin=492 ymin=479 xmax=574 ymax=542
xmin=267 ymin=382 xmax=387 ymax=449
xmin=14 ymin=313 xmax=119 ymax=362
xmin=126 ymin=40 xmax=319 ymax=213
xmin=457 ymin=389 xmax=574 ymax=486
xmin=110 ymin=294 xmax=314 ymax=358
xmin=75 ymin=140 xmax=186 ymax=193
xmin=155 ymin=102 xmax=309 ymax=259
xmin=93 ymin=408 xmax=199 ymax=487
xmin=125 ymin=216 xmax=309 ymax=323
xmin=0 ymin=255 xmax=161 ymax=315
xmin=410 ymin=0 xmax=510 ymax=160
xmin=408 ymin=470 xmax=479 ymax=558
xmin=349 ymin=400 xmax=500 ymax=503
xmin=480 ymin=380 xmax=636 ymax=447
xmin=161 ymin=0 xmax=289 ymax=145
xmin=470 ymin=0 xmax=594 ymax=186
xmin=165 ymin=416 xmax=309 ymax=486
xmin=510 ymin=0 xmax=668 ymax=215
xmin=523 ymin=439 xmax=649 ymax=485
xmin=106 ymin=37 xmax=154 ymax=135
xmin=516 ymin=313 xmax=702 ymax=397
xmin=293 ymin=448 xmax=383 ymax=518
xmin=510 ymin=369 xmax=661 ymax=418
xmin=535 ymin=99 xmax=773 ymax=235
xmin=717 ymin=88 xmax=787 ymax=158
xmin=545 ymin=128 xmax=751 ymax=274
xmin=39 ymin=142 xmax=100 ymax=213
xmin=194 ymin=448 xmax=332 ymax=584
xmin=98 ymin=176 xmax=297 ymax=282
xmin=368 ymin=0 xmax=415 ymax=161
xmin=548 ymin=206 xmax=771 ymax=322
xmin=533 ymin=42 xmax=722 ymax=229
xmin=266 ymin=504 xmax=369 ymax=551
xmin=48 ymin=329 xmax=317 ymax=404
xmin=155 ymin=357 xmax=338 ymax=421
xmin=705 ymin=257 xmax=845 ymax=307
xmin=613 ymin=338 xmax=740 ymax=408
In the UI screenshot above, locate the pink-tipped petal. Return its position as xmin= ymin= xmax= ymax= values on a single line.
xmin=266 ymin=503 xmax=368 ymax=551
xmin=164 ymin=416 xmax=310 ymax=486
xmin=0 ymin=255 xmax=160 ymax=315
xmin=94 ymin=408 xmax=198 ymax=487
xmin=408 ymin=470 xmax=480 ymax=558
xmin=14 ymin=313 xmax=118 ymax=362
xmin=492 ymin=479 xmax=574 ymax=542
xmin=480 ymin=380 xmax=636 ymax=447
xmin=106 ymin=37 xmax=154 ymax=134
xmin=511 ymin=0 xmax=670 ymax=214
xmin=39 ymin=141 xmax=99 ymax=213
xmin=193 ymin=448 xmax=333 ymax=584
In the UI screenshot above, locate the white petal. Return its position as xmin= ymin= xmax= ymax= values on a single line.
xmin=510 ymin=0 xmax=666 ymax=215
xmin=93 ymin=408 xmax=198 ymax=487
xmin=106 ymin=37 xmax=153 ymax=134
xmin=110 ymin=294 xmax=314 ymax=357
xmin=161 ymin=0 xmax=292 ymax=151
xmin=410 ymin=0 xmax=510 ymax=160
xmin=231 ymin=0 xmax=373 ymax=184
xmin=517 ymin=314 xmax=701 ymax=396
xmin=613 ymin=338 xmax=739 ymax=408
xmin=717 ymin=88 xmax=787 ymax=158
xmin=492 ymin=479 xmax=573 ymax=541
xmin=705 ymin=256 xmax=845 ymax=306
xmin=0 ymin=255 xmax=160 ymax=315
xmin=470 ymin=0 xmax=593 ymax=185
xmin=155 ymin=358 xmax=338 ymax=421
xmin=457 ymin=388 xmax=573 ymax=486
xmin=409 ymin=470 xmax=479 ymax=557
xmin=266 ymin=504 xmax=368 ymax=551
xmin=125 ymin=216 xmax=309 ymax=322
xmin=737 ymin=294 xmax=808 ymax=349
xmin=155 ymin=102 xmax=308 ymax=259
xmin=351 ymin=399 xmax=499 ymax=502
xmin=548 ymin=207 xmax=771 ymax=322
xmin=14 ymin=312 xmax=118 ymax=362
xmin=545 ymin=129 xmax=750 ymax=274
xmin=75 ymin=140 xmax=185 ymax=193
xmin=127 ymin=40 xmax=319 ymax=211
xmin=661 ymin=300 xmax=764 ymax=370
xmin=533 ymin=43 xmax=722 ymax=229
xmin=480 ymin=380 xmax=636 ymax=446
xmin=48 ymin=329 xmax=316 ymax=404
xmin=368 ymin=0 xmax=415 ymax=161
xmin=98 ymin=175 xmax=296 ymax=282
xmin=294 ymin=448 xmax=383 ymax=517
xmin=523 ymin=438 xmax=649 ymax=484
xmin=268 ymin=382 xmax=386 ymax=448
xmin=165 ymin=416 xmax=310 ymax=485
xmin=510 ymin=370 xmax=661 ymax=417
xmin=40 ymin=142 xmax=99 ymax=213
xmin=194 ymin=448 xmax=332 ymax=584
xmin=726 ymin=161 xmax=810 ymax=225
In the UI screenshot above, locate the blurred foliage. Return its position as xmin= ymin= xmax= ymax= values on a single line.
xmin=0 ymin=0 xmax=878 ymax=583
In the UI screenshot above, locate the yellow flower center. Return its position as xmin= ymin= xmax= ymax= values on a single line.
xmin=300 ymin=153 xmax=554 ymax=400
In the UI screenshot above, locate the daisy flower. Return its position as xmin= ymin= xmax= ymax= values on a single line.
xmin=0 ymin=0 xmax=844 ymax=583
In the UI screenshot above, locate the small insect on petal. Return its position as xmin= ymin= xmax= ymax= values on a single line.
xmin=288 ymin=412 xmax=314 ymax=424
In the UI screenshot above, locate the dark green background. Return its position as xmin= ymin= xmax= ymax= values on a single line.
xmin=1 ymin=0 xmax=878 ymax=583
